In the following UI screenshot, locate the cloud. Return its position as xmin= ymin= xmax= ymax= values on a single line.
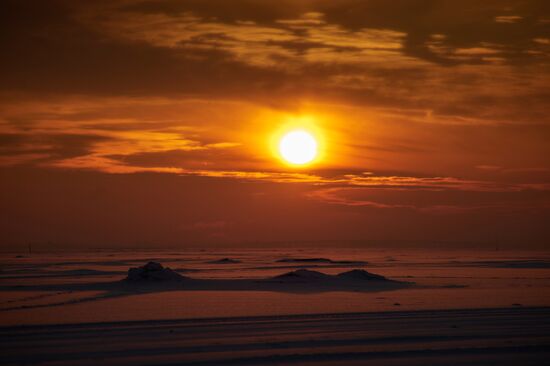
xmin=306 ymin=187 xmax=415 ymax=209
xmin=307 ymin=183 xmax=550 ymax=213
xmin=494 ymin=15 xmax=523 ymax=23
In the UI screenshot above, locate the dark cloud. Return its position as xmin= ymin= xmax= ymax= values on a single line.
xmin=121 ymin=0 xmax=306 ymax=23
xmin=0 ymin=1 xmax=290 ymax=99
xmin=1 ymin=0 xmax=548 ymax=115
xmin=0 ymin=132 xmax=111 ymax=163
xmin=122 ymin=0 xmax=550 ymax=65
xmin=103 ymin=143 xmax=269 ymax=173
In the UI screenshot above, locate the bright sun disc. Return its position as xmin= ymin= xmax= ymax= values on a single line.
xmin=279 ymin=130 xmax=318 ymax=165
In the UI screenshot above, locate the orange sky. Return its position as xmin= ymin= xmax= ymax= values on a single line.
xmin=1 ymin=0 xmax=549 ymax=249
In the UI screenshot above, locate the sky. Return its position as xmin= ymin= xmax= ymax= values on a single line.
xmin=1 ymin=0 xmax=549 ymax=249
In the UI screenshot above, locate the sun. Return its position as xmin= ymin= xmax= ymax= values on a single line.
xmin=278 ymin=130 xmax=318 ymax=165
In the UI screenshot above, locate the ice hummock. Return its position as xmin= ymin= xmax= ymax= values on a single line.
xmin=272 ymin=269 xmax=332 ymax=281
xmin=271 ymin=269 xmax=394 ymax=283
xmin=126 ymin=262 xmax=187 ymax=282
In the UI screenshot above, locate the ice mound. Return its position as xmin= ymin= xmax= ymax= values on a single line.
xmin=126 ymin=262 xmax=187 ymax=282
xmin=272 ymin=269 xmax=332 ymax=281
xmin=208 ymin=258 xmax=241 ymax=264
xmin=337 ymin=269 xmax=389 ymax=281
xmin=270 ymin=269 xmax=398 ymax=285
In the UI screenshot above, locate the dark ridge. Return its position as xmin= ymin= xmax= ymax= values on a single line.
xmin=276 ymin=258 xmax=333 ymax=263
xmin=276 ymin=258 xmax=368 ymax=265
xmin=337 ymin=269 xmax=389 ymax=281
xmin=208 ymin=258 xmax=241 ymax=264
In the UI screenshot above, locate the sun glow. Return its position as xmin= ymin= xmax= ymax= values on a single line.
xmin=278 ymin=130 xmax=318 ymax=165
xmin=267 ymin=114 xmax=326 ymax=167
